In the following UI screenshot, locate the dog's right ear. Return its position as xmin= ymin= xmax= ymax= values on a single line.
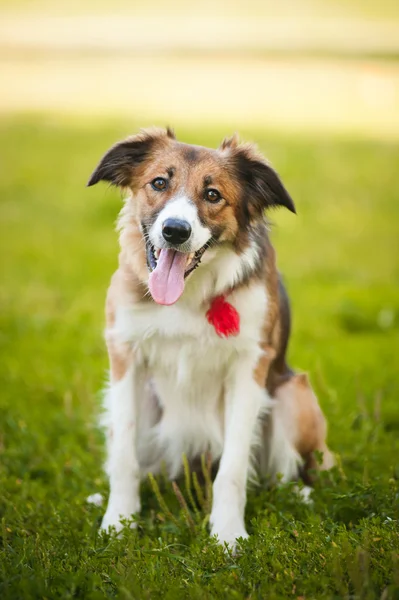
xmin=87 ymin=127 xmax=175 ymax=188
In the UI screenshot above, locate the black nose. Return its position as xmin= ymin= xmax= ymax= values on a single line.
xmin=162 ymin=218 xmax=192 ymax=245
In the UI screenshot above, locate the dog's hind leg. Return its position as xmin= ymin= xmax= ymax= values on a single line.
xmin=260 ymin=373 xmax=334 ymax=484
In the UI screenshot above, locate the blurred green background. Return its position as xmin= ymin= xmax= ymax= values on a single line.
xmin=0 ymin=1 xmax=399 ymax=598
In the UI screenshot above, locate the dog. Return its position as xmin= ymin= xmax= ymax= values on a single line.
xmin=87 ymin=127 xmax=334 ymax=547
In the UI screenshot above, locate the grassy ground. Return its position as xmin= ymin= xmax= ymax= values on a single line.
xmin=0 ymin=115 xmax=398 ymax=599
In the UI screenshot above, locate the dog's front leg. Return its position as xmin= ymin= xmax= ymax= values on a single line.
xmin=210 ymin=352 xmax=271 ymax=548
xmin=101 ymin=339 xmax=142 ymax=533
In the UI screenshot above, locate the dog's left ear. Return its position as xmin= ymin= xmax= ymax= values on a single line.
xmin=87 ymin=127 xmax=175 ymax=188
xmin=223 ymin=140 xmax=296 ymax=215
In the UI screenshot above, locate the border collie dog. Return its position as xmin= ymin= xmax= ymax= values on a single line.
xmin=88 ymin=128 xmax=333 ymax=547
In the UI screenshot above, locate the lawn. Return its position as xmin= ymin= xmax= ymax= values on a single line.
xmin=0 ymin=115 xmax=398 ymax=599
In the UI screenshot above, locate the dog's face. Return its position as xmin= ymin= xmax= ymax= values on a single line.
xmin=88 ymin=128 xmax=295 ymax=305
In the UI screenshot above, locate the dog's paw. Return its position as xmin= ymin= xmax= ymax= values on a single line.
xmin=100 ymin=497 xmax=140 ymax=534
xmin=210 ymin=520 xmax=249 ymax=551
xmin=100 ymin=509 xmax=138 ymax=534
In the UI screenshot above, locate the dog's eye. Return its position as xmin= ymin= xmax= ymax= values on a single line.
xmin=205 ymin=189 xmax=221 ymax=203
xmin=151 ymin=177 xmax=168 ymax=191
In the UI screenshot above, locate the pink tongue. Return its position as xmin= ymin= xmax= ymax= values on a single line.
xmin=148 ymin=249 xmax=187 ymax=305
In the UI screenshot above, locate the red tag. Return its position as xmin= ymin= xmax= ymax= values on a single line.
xmin=206 ymin=295 xmax=240 ymax=338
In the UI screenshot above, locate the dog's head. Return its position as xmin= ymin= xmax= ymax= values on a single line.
xmin=88 ymin=127 xmax=295 ymax=305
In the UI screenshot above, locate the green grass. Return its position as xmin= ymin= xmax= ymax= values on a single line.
xmin=0 ymin=115 xmax=399 ymax=599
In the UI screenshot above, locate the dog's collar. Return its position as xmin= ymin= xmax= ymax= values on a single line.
xmin=206 ymin=295 xmax=240 ymax=338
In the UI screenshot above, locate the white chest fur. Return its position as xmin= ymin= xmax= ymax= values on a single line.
xmin=109 ymin=282 xmax=268 ymax=477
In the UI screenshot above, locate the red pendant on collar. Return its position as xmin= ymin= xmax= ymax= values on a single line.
xmin=206 ymin=295 xmax=240 ymax=338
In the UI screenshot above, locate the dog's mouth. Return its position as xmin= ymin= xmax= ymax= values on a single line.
xmin=145 ymin=236 xmax=209 ymax=306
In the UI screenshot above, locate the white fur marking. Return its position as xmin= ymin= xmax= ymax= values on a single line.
xmin=103 ymin=281 xmax=269 ymax=488
xmin=149 ymin=194 xmax=211 ymax=252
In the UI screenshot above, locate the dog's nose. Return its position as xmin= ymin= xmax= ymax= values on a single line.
xmin=162 ymin=218 xmax=192 ymax=245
